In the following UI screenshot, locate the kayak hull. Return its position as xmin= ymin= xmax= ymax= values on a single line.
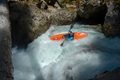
xmin=50 ymin=32 xmax=88 ymax=41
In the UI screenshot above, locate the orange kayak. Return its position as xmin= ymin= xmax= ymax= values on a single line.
xmin=50 ymin=32 xmax=88 ymax=41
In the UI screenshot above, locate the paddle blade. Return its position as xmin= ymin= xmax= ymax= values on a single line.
xmin=60 ymin=40 xmax=65 ymax=46
xmin=70 ymin=23 xmax=74 ymax=30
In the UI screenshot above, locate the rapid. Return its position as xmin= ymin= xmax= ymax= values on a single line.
xmin=12 ymin=23 xmax=120 ymax=80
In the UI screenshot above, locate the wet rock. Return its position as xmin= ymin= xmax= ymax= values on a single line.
xmin=9 ymin=1 xmax=76 ymax=48
xmin=50 ymin=8 xmax=76 ymax=25
xmin=102 ymin=2 xmax=120 ymax=37
xmin=91 ymin=67 xmax=120 ymax=80
xmin=0 ymin=0 xmax=13 ymax=79
xmin=9 ymin=1 xmax=50 ymax=48
xmin=76 ymin=0 xmax=107 ymax=24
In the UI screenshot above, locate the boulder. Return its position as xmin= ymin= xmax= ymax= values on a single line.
xmin=50 ymin=8 xmax=76 ymax=25
xmin=9 ymin=1 xmax=76 ymax=48
xmin=102 ymin=2 xmax=120 ymax=37
xmin=0 ymin=0 xmax=13 ymax=79
xmin=91 ymin=67 xmax=120 ymax=80
xmin=9 ymin=1 xmax=51 ymax=48
xmin=76 ymin=0 xmax=107 ymax=24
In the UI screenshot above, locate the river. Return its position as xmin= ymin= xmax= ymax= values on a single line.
xmin=12 ymin=23 xmax=120 ymax=80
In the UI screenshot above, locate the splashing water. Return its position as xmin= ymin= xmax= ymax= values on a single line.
xmin=12 ymin=24 xmax=120 ymax=80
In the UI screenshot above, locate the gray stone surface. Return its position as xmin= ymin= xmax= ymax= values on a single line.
xmin=9 ymin=1 xmax=76 ymax=48
xmin=0 ymin=0 xmax=13 ymax=80
xmin=103 ymin=2 xmax=120 ymax=37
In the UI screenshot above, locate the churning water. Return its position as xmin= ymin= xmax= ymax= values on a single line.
xmin=12 ymin=24 xmax=120 ymax=80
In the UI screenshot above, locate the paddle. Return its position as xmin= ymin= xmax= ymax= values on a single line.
xmin=60 ymin=23 xmax=75 ymax=46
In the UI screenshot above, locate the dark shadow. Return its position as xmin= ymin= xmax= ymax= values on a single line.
xmin=8 ymin=1 xmax=44 ymax=80
xmin=8 ymin=1 xmax=32 ymax=49
xmin=0 ymin=0 xmax=13 ymax=79
xmin=77 ymin=4 xmax=107 ymax=25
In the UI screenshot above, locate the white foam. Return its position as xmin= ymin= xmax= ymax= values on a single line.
xmin=12 ymin=24 xmax=120 ymax=80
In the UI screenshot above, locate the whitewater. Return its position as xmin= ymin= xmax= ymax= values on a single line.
xmin=12 ymin=23 xmax=120 ymax=80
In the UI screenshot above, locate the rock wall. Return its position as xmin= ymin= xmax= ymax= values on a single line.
xmin=9 ymin=1 xmax=76 ymax=48
xmin=76 ymin=0 xmax=107 ymax=24
xmin=9 ymin=0 xmax=120 ymax=47
xmin=0 ymin=0 xmax=13 ymax=80
xmin=76 ymin=0 xmax=120 ymax=37
xmin=9 ymin=1 xmax=51 ymax=48
xmin=91 ymin=68 xmax=120 ymax=80
xmin=102 ymin=2 xmax=120 ymax=37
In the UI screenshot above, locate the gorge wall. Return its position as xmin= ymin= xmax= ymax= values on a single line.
xmin=0 ymin=0 xmax=13 ymax=80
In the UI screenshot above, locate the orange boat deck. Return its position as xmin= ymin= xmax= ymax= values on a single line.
xmin=50 ymin=32 xmax=88 ymax=41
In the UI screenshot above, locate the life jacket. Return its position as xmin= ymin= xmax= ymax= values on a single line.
xmin=67 ymin=36 xmax=74 ymax=41
xmin=63 ymin=33 xmax=74 ymax=41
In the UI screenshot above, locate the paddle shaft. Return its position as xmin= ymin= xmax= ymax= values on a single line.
xmin=60 ymin=23 xmax=75 ymax=46
xmin=69 ymin=23 xmax=74 ymax=31
xmin=60 ymin=40 xmax=65 ymax=46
